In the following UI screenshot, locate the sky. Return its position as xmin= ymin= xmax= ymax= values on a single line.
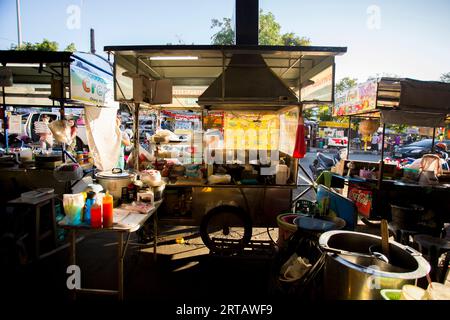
xmin=1 ymin=0 xmax=450 ymax=82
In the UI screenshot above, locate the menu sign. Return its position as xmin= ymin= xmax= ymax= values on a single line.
xmin=333 ymin=80 xmax=378 ymax=116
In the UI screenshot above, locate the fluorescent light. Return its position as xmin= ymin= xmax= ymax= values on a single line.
xmin=149 ymin=56 xmax=198 ymax=61
xmin=7 ymin=63 xmax=46 ymax=68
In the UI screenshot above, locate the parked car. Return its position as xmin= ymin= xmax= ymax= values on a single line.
xmin=393 ymin=139 xmax=450 ymax=158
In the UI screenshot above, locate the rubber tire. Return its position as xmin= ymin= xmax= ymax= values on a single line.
xmin=200 ymin=205 xmax=252 ymax=254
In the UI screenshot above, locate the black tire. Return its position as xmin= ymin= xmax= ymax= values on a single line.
xmin=200 ymin=205 xmax=252 ymax=254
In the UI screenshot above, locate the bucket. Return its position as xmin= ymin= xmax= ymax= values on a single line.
xmin=276 ymin=213 xmax=300 ymax=247
xmin=390 ymin=204 xmax=424 ymax=229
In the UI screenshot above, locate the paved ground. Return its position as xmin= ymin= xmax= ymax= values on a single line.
xmin=2 ymin=150 xmax=448 ymax=307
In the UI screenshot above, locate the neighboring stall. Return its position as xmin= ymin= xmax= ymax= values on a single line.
xmin=0 ymin=50 xmax=118 ymax=202
xmin=330 ymin=77 xmax=450 ymax=231
xmin=105 ymin=44 xmax=346 ymax=251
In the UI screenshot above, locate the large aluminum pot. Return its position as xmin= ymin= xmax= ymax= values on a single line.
xmin=319 ymin=230 xmax=430 ymax=300
xmin=95 ymin=169 xmax=134 ymax=203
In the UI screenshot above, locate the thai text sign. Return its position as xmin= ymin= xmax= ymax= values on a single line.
xmin=333 ymin=80 xmax=378 ymax=116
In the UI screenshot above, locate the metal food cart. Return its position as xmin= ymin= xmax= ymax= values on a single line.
xmin=105 ymin=44 xmax=347 ymax=251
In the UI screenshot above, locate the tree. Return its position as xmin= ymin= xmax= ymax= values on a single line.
xmin=211 ymin=10 xmax=310 ymax=46
xmin=440 ymin=72 xmax=450 ymax=83
xmin=281 ymin=32 xmax=311 ymax=46
xmin=317 ymin=104 xmax=333 ymax=122
xmin=367 ymin=72 xmax=400 ymax=81
xmin=389 ymin=124 xmax=408 ymax=134
xmin=11 ymin=39 xmax=76 ymax=52
xmin=64 ymin=43 xmax=77 ymax=52
xmin=12 ymin=38 xmax=59 ymax=51
xmin=210 ymin=18 xmax=235 ymax=45
xmin=335 ymin=77 xmax=358 ymax=95
xmin=258 ymin=11 xmax=281 ymax=45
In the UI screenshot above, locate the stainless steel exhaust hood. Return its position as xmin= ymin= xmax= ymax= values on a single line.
xmin=197 ymin=53 xmax=300 ymax=108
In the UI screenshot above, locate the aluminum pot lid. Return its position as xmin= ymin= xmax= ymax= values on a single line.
xmin=96 ymin=169 xmax=134 ymax=179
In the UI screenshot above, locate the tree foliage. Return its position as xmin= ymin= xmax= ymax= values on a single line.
xmin=11 ymin=39 xmax=76 ymax=52
xmin=12 ymin=38 xmax=58 ymax=51
xmin=440 ymin=72 xmax=450 ymax=83
xmin=281 ymin=32 xmax=310 ymax=46
xmin=210 ymin=18 xmax=235 ymax=45
xmin=335 ymin=77 xmax=358 ymax=95
xmin=64 ymin=43 xmax=77 ymax=52
xmin=389 ymin=124 xmax=408 ymax=134
xmin=210 ymin=10 xmax=311 ymax=46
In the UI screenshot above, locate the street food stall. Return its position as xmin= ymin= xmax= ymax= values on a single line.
xmin=0 ymin=50 xmax=115 ymax=196
xmin=105 ymin=44 xmax=347 ymax=252
xmin=331 ymin=77 xmax=450 ymax=232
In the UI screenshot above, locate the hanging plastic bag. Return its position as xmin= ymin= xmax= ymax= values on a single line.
xmin=48 ymin=120 xmax=72 ymax=144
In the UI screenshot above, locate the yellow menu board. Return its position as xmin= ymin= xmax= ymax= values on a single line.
xmin=224 ymin=112 xmax=280 ymax=150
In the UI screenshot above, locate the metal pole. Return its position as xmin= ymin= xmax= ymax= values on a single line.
xmin=377 ymin=123 xmax=386 ymax=190
xmin=16 ymin=0 xmax=22 ymax=47
xmin=153 ymin=211 xmax=158 ymax=261
xmin=134 ymin=102 xmax=140 ymax=171
xmin=2 ymin=86 xmax=7 ymax=152
xmin=347 ymin=116 xmax=352 ymax=159
xmin=117 ymin=232 xmax=124 ymax=301
xmin=69 ymin=230 xmax=77 ymax=301
xmin=431 ymin=127 xmax=436 ymax=153
xmin=90 ymin=28 xmax=96 ymax=54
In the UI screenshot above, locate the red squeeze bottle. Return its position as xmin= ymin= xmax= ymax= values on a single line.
xmin=293 ymin=117 xmax=306 ymax=159
xmin=102 ymin=192 xmax=114 ymax=228
xmin=90 ymin=203 xmax=102 ymax=228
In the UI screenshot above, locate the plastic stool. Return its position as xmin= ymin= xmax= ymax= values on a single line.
xmin=413 ymin=234 xmax=450 ymax=283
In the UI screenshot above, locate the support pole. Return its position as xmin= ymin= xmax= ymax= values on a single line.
xmin=16 ymin=0 xmax=22 ymax=47
xmin=431 ymin=127 xmax=436 ymax=153
xmin=377 ymin=123 xmax=386 ymax=190
xmin=347 ymin=116 xmax=352 ymax=159
xmin=133 ymin=102 xmax=140 ymax=172
xmin=60 ymin=62 xmax=66 ymax=162
xmin=2 ymin=85 xmax=8 ymax=152
xmin=117 ymin=232 xmax=124 ymax=301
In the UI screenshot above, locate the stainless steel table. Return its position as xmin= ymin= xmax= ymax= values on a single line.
xmin=59 ymin=200 xmax=162 ymax=300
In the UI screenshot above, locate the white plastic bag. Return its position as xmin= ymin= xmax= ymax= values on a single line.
xmin=48 ymin=120 xmax=71 ymax=144
xmin=279 ymin=253 xmax=312 ymax=282
xmin=63 ymin=193 xmax=85 ymax=224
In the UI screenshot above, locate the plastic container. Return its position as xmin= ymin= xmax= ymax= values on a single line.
xmin=276 ymin=162 xmax=290 ymax=185
xmin=400 ymin=285 xmax=427 ymax=300
xmin=276 ymin=213 xmax=301 ymax=247
xmin=19 ymin=148 xmax=33 ymax=161
xmin=425 ymin=282 xmax=450 ymax=300
xmin=90 ymin=203 xmax=102 ymax=228
xmin=403 ymin=168 xmax=420 ymax=181
xmin=102 ymin=192 xmax=114 ymax=228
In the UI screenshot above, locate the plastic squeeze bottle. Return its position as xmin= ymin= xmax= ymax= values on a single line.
xmin=102 ymin=191 xmax=114 ymax=228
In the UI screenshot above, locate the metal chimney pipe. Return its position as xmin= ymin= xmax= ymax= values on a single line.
xmin=90 ymin=28 xmax=96 ymax=54
xmin=235 ymin=0 xmax=259 ymax=45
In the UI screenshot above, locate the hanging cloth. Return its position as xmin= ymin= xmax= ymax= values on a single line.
xmin=84 ymin=106 xmax=121 ymax=171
